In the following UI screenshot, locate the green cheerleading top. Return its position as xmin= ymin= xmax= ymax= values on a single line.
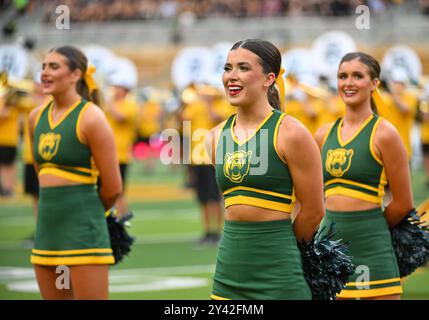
xmin=215 ymin=109 xmax=295 ymax=213
xmin=321 ymin=113 xmax=387 ymax=205
xmin=33 ymin=99 xmax=99 ymax=184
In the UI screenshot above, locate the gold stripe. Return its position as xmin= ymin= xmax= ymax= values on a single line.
xmin=32 ymin=248 xmax=112 ymax=256
xmin=346 ymin=277 xmax=401 ymax=286
xmin=273 ymin=112 xmax=288 ymax=165
xmin=225 ymin=195 xmax=293 ymax=213
xmin=48 ymin=99 xmax=82 ymax=130
xmin=31 ymin=255 xmax=115 ymax=266
xmin=378 ymin=168 xmax=387 ymax=197
xmin=325 ymin=187 xmax=382 ymax=205
xmin=324 ymin=178 xmax=379 ymax=193
xmin=369 ymin=117 xmax=383 ymax=165
xmin=224 ymin=186 xmax=293 ymax=200
xmin=337 ymin=286 xmax=403 ymax=298
xmin=34 ymin=100 xmax=53 ymax=129
xmin=40 ymin=163 xmax=96 ymax=174
xmin=229 ymin=114 xmax=239 ymax=144
xmin=337 ymin=114 xmax=374 ymax=147
xmin=38 ymin=167 xmax=97 ymax=184
xmin=211 ymin=294 xmax=230 ymax=300
xmin=76 ymin=102 xmax=91 ymax=144
xmin=230 ymin=111 xmax=274 ymax=146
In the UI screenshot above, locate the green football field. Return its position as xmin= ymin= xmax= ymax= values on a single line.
xmin=0 ymin=161 xmax=428 ymax=300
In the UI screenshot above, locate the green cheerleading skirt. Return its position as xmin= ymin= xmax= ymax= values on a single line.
xmin=211 ymin=219 xmax=311 ymax=300
xmin=31 ymin=184 xmax=115 ymax=266
xmin=320 ymin=208 xmax=402 ymax=299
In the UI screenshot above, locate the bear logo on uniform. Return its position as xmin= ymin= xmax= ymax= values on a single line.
xmin=223 ymin=150 xmax=253 ymax=183
xmin=325 ymin=148 xmax=354 ymax=177
xmin=38 ymin=133 xmax=61 ymax=161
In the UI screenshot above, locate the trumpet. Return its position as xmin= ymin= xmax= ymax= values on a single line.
xmin=0 ymin=72 xmax=35 ymax=110
xmin=285 ymin=75 xmax=332 ymax=101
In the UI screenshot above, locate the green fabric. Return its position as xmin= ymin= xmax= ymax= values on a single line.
xmin=212 ymin=219 xmax=311 ymax=300
xmin=215 ymin=109 xmax=294 ymax=205
xmin=34 ymin=185 xmax=111 ymax=252
xmin=33 ymin=99 xmax=93 ymax=175
xmin=320 ymin=208 xmax=401 ymax=291
xmin=322 ymin=114 xmax=384 ymax=194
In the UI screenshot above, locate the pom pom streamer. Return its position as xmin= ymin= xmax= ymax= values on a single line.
xmin=390 ymin=209 xmax=429 ymax=278
xmin=298 ymin=223 xmax=354 ymax=300
xmin=105 ymin=208 xmax=135 ymax=264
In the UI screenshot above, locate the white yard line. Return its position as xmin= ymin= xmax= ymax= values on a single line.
xmin=0 ymin=265 xmax=215 ymax=293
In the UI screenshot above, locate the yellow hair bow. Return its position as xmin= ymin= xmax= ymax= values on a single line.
xmin=84 ymin=64 xmax=97 ymax=93
xmin=275 ymin=67 xmax=286 ymax=111
xmin=371 ymin=79 xmax=386 ymax=114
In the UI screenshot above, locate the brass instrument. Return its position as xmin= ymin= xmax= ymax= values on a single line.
xmin=181 ymin=83 xmax=223 ymax=105
xmin=418 ymin=75 xmax=429 ymax=115
xmin=0 ymin=72 xmax=35 ymax=110
xmin=420 ymin=101 xmax=429 ymax=115
xmin=285 ymin=74 xmax=332 ymax=101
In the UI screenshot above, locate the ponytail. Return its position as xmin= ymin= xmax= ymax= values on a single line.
xmin=77 ymin=78 xmax=102 ymax=106
xmin=268 ymin=85 xmax=281 ymax=111
xmin=370 ymin=96 xmax=378 ymax=114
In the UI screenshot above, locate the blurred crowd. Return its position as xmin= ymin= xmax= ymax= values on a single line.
xmin=2 ymin=0 xmax=429 ymax=24
xmin=1 ymin=0 xmax=421 ymax=23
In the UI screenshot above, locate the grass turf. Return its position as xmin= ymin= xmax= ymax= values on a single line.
xmin=0 ymin=162 xmax=427 ymax=300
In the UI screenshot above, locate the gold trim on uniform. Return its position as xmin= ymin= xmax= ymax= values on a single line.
xmin=31 ymin=255 xmax=115 ymax=266
xmin=34 ymin=100 xmax=53 ymax=129
xmin=32 ymin=248 xmax=112 ymax=255
xmin=369 ymin=117 xmax=383 ymax=166
xmin=48 ymin=99 xmax=82 ymax=130
xmin=337 ymin=286 xmax=402 ymax=298
xmin=273 ymin=113 xmax=287 ymax=165
xmin=211 ymin=294 xmax=231 ymax=300
xmin=230 ymin=111 xmax=274 ymax=146
xmin=325 ymin=187 xmax=382 ymax=205
xmin=225 ymin=195 xmax=294 ymax=213
xmin=40 ymin=162 xmax=97 ymax=174
xmin=38 ymin=167 xmax=98 ymax=184
xmin=224 ymin=186 xmax=294 ymax=200
xmin=325 ymin=178 xmax=380 ymax=193
xmin=337 ymin=114 xmax=374 ymax=147
xmin=378 ymin=168 xmax=387 ymax=196
xmin=76 ymin=102 xmax=92 ymax=144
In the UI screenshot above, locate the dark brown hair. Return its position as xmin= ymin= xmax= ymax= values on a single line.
xmin=339 ymin=52 xmax=380 ymax=113
xmin=230 ymin=39 xmax=282 ymax=110
xmin=50 ymin=46 xmax=101 ymax=106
